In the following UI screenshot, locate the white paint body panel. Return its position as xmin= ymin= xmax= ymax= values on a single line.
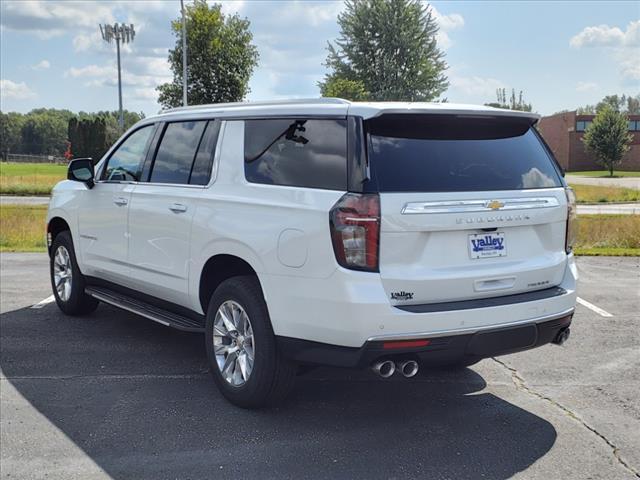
xmin=378 ymin=188 xmax=569 ymax=306
xmin=47 ymin=100 xmax=576 ymax=350
xmin=76 ymin=181 xmax=134 ymax=284
xmin=126 ymin=183 xmax=199 ymax=306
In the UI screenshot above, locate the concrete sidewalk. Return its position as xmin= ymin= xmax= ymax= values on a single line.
xmin=0 ymin=195 xmax=49 ymax=206
xmin=577 ymin=202 xmax=640 ymax=214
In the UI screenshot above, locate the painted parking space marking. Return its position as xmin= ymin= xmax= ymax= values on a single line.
xmin=31 ymin=295 xmax=55 ymax=309
xmin=576 ymin=297 xmax=613 ymax=317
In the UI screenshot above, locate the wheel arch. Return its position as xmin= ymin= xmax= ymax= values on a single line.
xmin=47 ymin=216 xmax=71 ymax=257
xmin=198 ymin=254 xmax=262 ymax=314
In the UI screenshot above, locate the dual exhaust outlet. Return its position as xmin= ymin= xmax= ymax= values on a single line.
xmin=371 ymin=359 xmax=419 ymax=378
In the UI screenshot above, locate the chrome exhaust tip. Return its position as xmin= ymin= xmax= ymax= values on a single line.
xmin=372 ymin=360 xmax=396 ymax=378
xmin=397 ymin=360 xmax=419 ymax=378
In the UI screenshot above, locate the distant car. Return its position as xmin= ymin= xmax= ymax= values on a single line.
xmin=46 ymin=99 xmax=577 ymax=408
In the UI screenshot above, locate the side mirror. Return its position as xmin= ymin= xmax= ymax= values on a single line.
xmin=67 ymin=158 xmax=95 ymax=189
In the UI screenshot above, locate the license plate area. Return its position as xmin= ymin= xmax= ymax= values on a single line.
xmin=468 ymin=232 xmax=507 ymax=259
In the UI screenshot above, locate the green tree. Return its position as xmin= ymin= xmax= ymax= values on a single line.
xmin=320 ymin=77 xmax=369 ymax=101
xmin=94 ymin=110 xmax=144 ymax=146
xmin=320 ymin=0 xmax=448 ymax=102
xmin=625 ymin=95 xmax=639 ymax=114
xmin=0 ymin=112 xmax=25 ymax=158
xmin=582 ymin=105 xmax=633 ymax=177
xmin=20 ymin=112 xmax=69 ymax=155
xmin=485 ymin=88 xmax=532 ymax=112
xmin=157 ymin=0 xmax=259 ymax=108
xmin=68 ymin=117 xmax=108 ymax=161
xmin=578 ymin=94 xmax=640 ymax=115
xmin=67 ymin=110 xmax=143 ymax=160
xmin=598 ymin=95 xmax=625 ymax=112
xmin=577 ymin=104 xmax=595 ymax=115
xmin=0 ymin=108 xmax=144 ymax=158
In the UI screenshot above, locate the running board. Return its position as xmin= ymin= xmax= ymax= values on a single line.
xmin=85 ymin=286 xmax=205 ymax=332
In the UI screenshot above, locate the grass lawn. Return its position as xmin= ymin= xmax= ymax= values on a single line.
xmin=0 ymin=205 xmax=47 ymax=252
xmin=573 ymin=214 xmax=640 ymax=256
xmin=568 ymin=170 xmax=640 ymax=178
xmin=0 ymin=162 xmax=67 ymax=195
xmin=1 ymin=205 xmax=637 ymax=256
xmin=569 ymin=183 xmax=640 ymax=203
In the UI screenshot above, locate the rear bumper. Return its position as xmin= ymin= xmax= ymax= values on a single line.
xmin=277 ymin=310 xmax=573 ymax=368
xmin=263 ymin=254 xmax=578 ymax=348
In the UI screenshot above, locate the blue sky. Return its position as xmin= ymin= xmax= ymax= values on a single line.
xmin=1 ymin=0 xmax=638 ymax=116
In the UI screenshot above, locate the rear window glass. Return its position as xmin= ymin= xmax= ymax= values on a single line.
xmin=189 ymin=121 xmax=220 ymax=185
xmin=364 ymin=115 xmax=562 ymax=192
xmin=150 ymin=121 xmax=206 ymax=184
xmin=244 ymin=119 xmax=347 ymax=190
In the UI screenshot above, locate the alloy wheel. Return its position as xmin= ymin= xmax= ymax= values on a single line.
xmin=213 ymin=300 xmax=255 ymax=387
xmin=53 ymin=246 xmax=73 ymax=302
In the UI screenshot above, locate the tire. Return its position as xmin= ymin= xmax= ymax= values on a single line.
xmin=50 ymin=230 xmax=99 ymax=316
xmin=205 ymin=275 xmax=296 ymax=408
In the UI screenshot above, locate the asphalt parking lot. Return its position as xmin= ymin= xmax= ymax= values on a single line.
xmin=1 ymin=253 xmax=639 ymax=480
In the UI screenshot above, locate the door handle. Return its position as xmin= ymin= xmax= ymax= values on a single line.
xmin=113 ymin=197 xmax=128 ymax=206
xmin=169 ymin=203 xmax=188 ymax=213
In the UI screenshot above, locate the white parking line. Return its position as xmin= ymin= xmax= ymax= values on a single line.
xmin=31 ymin=295 xmax=55 ymax=309
xmin=577 ymin=297 xmax=613 ymax=317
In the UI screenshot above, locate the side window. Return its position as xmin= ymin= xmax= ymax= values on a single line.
xmin=149 ymin=121 xmax=207 ymax=184
xmin=102 ymin=125 xmax=154 ymax=181
xmin=189 ymin=121 xmax=221 ymax=185
xmin=244 ymin=119 xmax=347 ymax=190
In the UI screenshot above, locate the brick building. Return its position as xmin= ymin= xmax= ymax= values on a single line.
xmin=537 ymin=111 xmax=640 ymax=171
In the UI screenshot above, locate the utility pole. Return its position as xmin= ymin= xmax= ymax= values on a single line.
xmin=99 ymin=23 xmax=136 ymax=132
xmin=181 ymin=0 xmax=188 ymax=106
xmin=116 ymin=34 xmax=123 ymax=129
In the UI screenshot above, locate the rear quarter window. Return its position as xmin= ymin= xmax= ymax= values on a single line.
xmin=149 ymin=121 xmax=207 ymax=185
xmin=364 ymin=114 xmax=563 ymax=193
xmin=244 ymin=118 xmax=347 ymax=190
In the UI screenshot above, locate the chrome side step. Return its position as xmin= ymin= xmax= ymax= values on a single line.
xmin=85 ymin=286 xmax=205 ymax=332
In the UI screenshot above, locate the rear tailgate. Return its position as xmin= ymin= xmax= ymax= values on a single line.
xmin=363 ymin=113 xmax=569 ymax=306
xmin=379 ymin=189 xmax=567 ymax=305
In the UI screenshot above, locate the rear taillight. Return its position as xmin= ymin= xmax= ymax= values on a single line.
xmin=329 ymin=193 xmax=380 ymax=272
xmin=565 ymin=187 xmax=577 ymax=253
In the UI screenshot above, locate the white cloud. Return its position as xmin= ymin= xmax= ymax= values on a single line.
xmin=73 ymin=31 xmax=101 ymax=53
xmin=65 ymin=56 xmax=171 ymax=94
xmin=570 ymin=20 xmax=640 ymax=48
xmin=449 ymin=75 xmax=506 ymax=97
xmin=434 ymin=11 xmax=465 ymax=31
xmin=0 ymin=0 xmax=115 ymax=38
xmin=620 ymin=55 xmax=640 ymax=82
xmin=576 ymin=81 xmax=597 ymax=92
xmin=0 ymin=79 xmax=36 ymax=100
xmin=429 ymin=5 xmax=465 ymax=50
xmin=66 ymin=64 xmax=112 ymax=79
xmin=570 ymin=20 xmax=640 ymax=84
xmin=31 ymin=60 xmax=50 ymax=70
xmin=220 ymin=1 xmax=246 ymax=16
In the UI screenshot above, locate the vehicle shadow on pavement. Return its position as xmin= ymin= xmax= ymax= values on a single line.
xmin=1 ymin=303 xmax=557 ymax=479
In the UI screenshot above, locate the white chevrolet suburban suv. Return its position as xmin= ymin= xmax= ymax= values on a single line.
xmin=47 ymin=99 xmax=577 ymax=408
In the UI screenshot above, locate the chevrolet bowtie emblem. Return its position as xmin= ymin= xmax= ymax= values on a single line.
xmin=486 ymin=200 xmax=505 ymax=210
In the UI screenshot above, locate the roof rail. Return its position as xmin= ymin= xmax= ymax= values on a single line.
xmin=161 ymin=97 xmax=350 ymax=114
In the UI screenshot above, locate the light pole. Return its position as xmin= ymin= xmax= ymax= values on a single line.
xmin=180 ymin=0 xmax=188 ymax=106
xmin=99 ymin=23 xmax=136 ymax=132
